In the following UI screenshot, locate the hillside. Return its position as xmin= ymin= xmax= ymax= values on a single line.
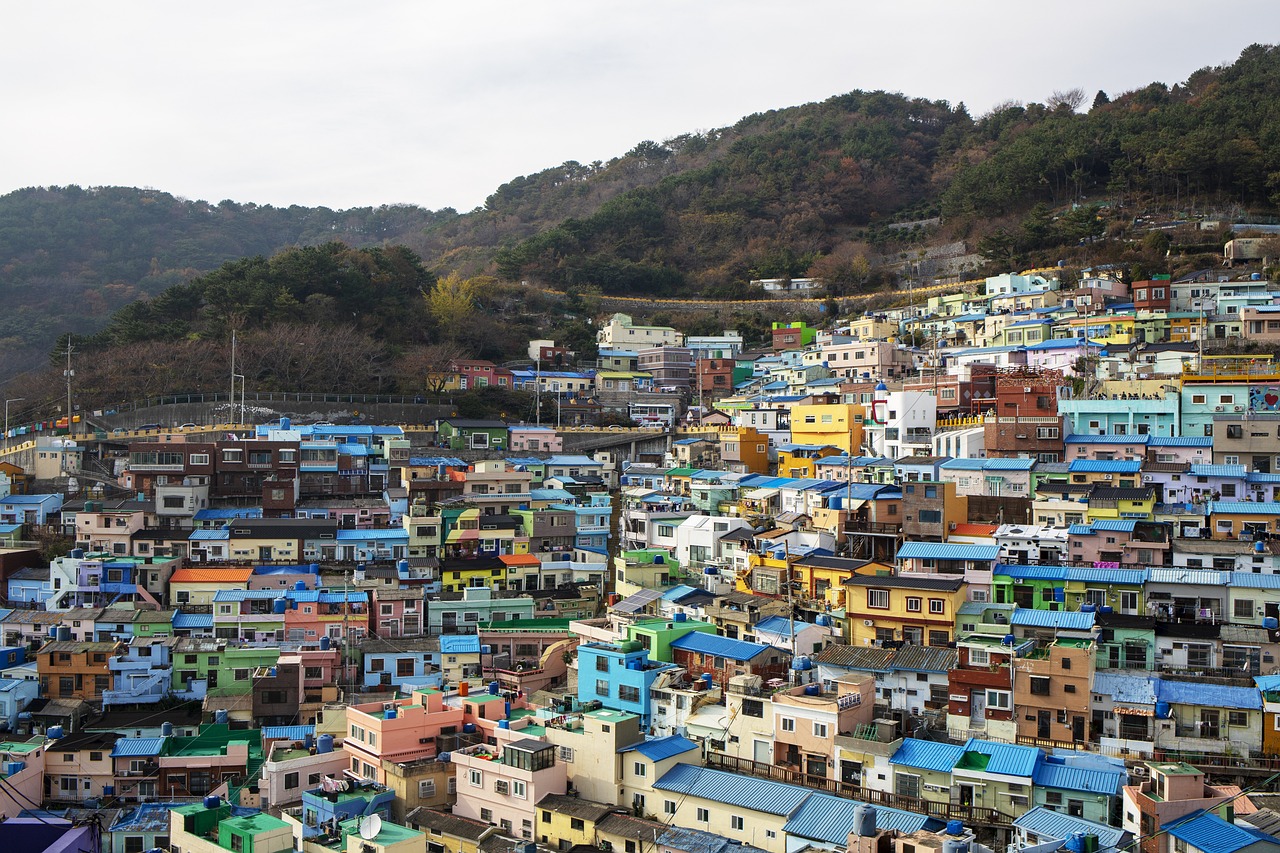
xmin=3 ymin=44 xmax=1280 ymax=395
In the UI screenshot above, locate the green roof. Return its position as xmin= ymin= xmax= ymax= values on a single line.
xmin=479 ymin=617 xmax=575 ymax=632
xmin=664 ymin=467 xmax=697 ymax=477
xmin=341 ymin=817 xmax=423 ymax=846
xmin=226 ymin=813 xmax=290 ymax=833
xmin=0 ymin=741 xmax=43 ymax=754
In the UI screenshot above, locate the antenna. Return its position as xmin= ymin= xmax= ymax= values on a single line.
xmin=359 ymin=814 xmax=382 ymax=840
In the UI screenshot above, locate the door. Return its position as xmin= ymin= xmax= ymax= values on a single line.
xmin=958 ymin=784 xmax=975 ymax=807
xmin=1072 ymin=715 xmax=1085 ymax=743
xmin=806 ymin=755 xmax=827 ymax=778
xmin=840 ymin=760 xmax=862 ymax=786
xmin=970 ymin=689 xmax=986 ymax=723
xmin=753 ymin=740 xmax=771 ymax=764
xmin=1037 ymin=710 xmax=1051 ymax=739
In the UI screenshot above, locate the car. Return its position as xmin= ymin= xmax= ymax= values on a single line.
xmin=111 ymin=427 xmax=128 ymax=435
xmin=179 ymin=423 xmax=197 ymax=429
xmin=138 ymin=423 xmax=161 ymax=431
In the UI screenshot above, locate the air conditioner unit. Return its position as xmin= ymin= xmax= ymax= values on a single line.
xmin=1214 ymin=406 xmax=1225 ymax=412
xmin=863 ymin=619 xmax=875 ymax=627
xmin=1104 ymin=474 xmax=1113 ymax=480
xmin=948 ymin=522 xmax=958 ymax=531
xmin=1235 ymin=406 xmax=1245 ymax=412
xmin=494 ymin=780 xmax=509 ymax=794
xmin=1024 ymin=387 xmax=1032 ymax=393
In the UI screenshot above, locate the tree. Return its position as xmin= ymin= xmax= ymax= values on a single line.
xmin=1047 ymin=88 xmax=1086 ymax=113
xmin=1091 ymin=90 xmax=1111 ymax=110
xmin=424 ymin=272 xmax=482 ymax=338
xmin=398 ymin=343 xmax=468 ymax=396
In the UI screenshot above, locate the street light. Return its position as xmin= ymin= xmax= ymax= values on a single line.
xmin=3 ymin=397 xmax=24 ymax=441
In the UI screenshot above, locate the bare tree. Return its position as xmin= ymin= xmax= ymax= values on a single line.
xmin=1048 ymin=88 xmax=1086 ymax=113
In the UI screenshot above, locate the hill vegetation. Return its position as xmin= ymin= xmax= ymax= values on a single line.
xmin=3 ymin=44 xmax=1280 ymax=407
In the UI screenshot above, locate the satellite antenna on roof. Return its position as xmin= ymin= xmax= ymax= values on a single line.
xmin=359 ymin=814 xmax=382 ymax=840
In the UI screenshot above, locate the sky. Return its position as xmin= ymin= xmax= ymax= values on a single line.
xmin=1 ymin=1 xmax=1269 ymax=212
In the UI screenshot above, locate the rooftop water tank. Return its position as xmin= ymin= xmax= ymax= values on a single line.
xmin=47 ymin=725 xmax=64 ymax=740
xmin=1064 ymin=833 xmax=1086 ymax=853
xmin=310 ymin=563 xmax=320 ymax=574
xmin=792 ymin=656 xmax=813 ymax=672
xmin=1265 ymin=617 xmax=1279 ymax=631
xmin=295 ymin=580 xmax=307 ymax=591
xmin=57 ymin=626 xmax=71 ymax=641
xmin=70 ymin=548 xmax=85 ymax=559
xmin=945 ymin=820 xmax=965 ymax=836
xmin=853 ymin=804 xmax=876 ymax=837
xmin=320 ymin=636 xmax=331 ymax=651
xmin=439 ymin=752 xmax=452 ymax=761
xmin=1099 ymin=605 xmax=1113 ymax=615
xmin=386 ymin=707 xmax=397 ymax=720
xmin=215 ymin=709 xmax=229 ymax=725
xmin=653 ymin=554 xmax=664 ymax=564
xmin=674 ymin=612 xmax=687 ymax=623
xmin=1080 ymin=603 xmax=1097 ymax=613
xmin=398 ymin=559 xmax=410 ymax=572
xmin=161 ymin=722 xmax=173 ymax=737
xmin=498 ymin=720 xmax=510 ymax=729
xmin=305 ymin=733 xmax=315 ymax=750
xmin=489 ymin=681 xmax=501 ymax=695
xmin=463 ymin=723 xmax=477 ymax=734
xmin=317 ymin=734 xmax=334 ymax=754
xmin=203 ymin=795 xmax=221 ymax=810
xmin=804 ymin=684 xmax=821 ymax=696
xmin=1002 ymin=634 xmax=1015 ymax=646
xmin=273 ymin=597 xmax=288 ymax=614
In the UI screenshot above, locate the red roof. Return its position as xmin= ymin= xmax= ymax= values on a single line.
xmin=170 ymin=567 xmax=254 ymax=584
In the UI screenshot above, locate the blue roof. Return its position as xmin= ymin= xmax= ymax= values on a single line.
xmin=783 ymin=793 xmax=937 ymax=841
xmin=619 ymin=735 xmax=699 ymax=761
xmin=111 ymin=737 xmax=166 ymax=757
xmin=1009 ymin=609 xmax=1095 ymax=630
xmin=653 ymin=764 xmax=809 ymax=817
xmin=1032 ymin=759 xmax=1125 ymax=795
xmin=669 ymin=631 xmax=776 ymax=662
xmin=1068 ymin=460 xmax=1142 ymax=473
xmin=1013 ymin=807 xmax=1128 ymax=850
xmin=983 ymin=458 xmax=1035 ymax=471
xmin=194 ymin=508 xmax=262 ymax=520
xmin=889 ymin=738 xmax=964 ymax=772
xmin=1065 ymin=434 xmax=1150 ymax=445
xmin=961 ymin=738 xmax=1040 ymax=776
xmin=263 ymin=725 xmax=316 ymax=740
xmin=335 ymin=528 xmax=407 ymax=541
xmin=1157 ymin=678 xmax=1261 ymax=710
xmin=1208 ymin=501 xmax=1280 ymax=516
xmin=754 ymin=616 xmax=804 ymax=637
xmin=408 ymin=456 xmax=468 ymax=467
xmin=172 ymin=611 xmax=213 ymax=629
xmin=1149 ymin=436 xmax=1213 ymax=447
xmin=1027 ymin=338 xmax=1103 ymax=351
xmin=189 ymin=529 xmax=229 ymax=541
xmin=1165 ymin=810 xmax=1274 ymax=853
xmin=939 ymin=457 xmax=987 ymax=470
xmin=439 ymin=634 xmax=482 ymax=655
xmin=897 ymin=542 xmax=1000 ymax=561
xmin=1189 ymin=464 xmax=1247 ymax=478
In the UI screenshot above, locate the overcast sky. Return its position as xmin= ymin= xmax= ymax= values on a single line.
xmin=1 ymin=2 xmax=1268 ymax=212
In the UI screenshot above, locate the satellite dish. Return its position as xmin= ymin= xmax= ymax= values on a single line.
xmin=359 ymin=814 xmax=382 ymax=840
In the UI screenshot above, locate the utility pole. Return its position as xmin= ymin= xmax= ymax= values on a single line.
xmin=230 ymin=329 xmax=237 ymax=427
xmin=535 ymin=356 xmax=542 ymax=426
xmin=63 ymin=340 xmax=75 ymax=442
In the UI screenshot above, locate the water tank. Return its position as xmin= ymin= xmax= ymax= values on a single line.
xmin=295 ymin=580 xmax=307 ymax=591
xmin=281 ymin=417 xmax=291 ymax=430
xmin=317 ymin=734 xmax=334 ymax=754
xmin=816 ymin=614 xmax=831 ymax=627
xmin=1253 ymin=273 xmax=1264 ymax=281
xmin=627 ymin=659 xmax=643 ymax=670
xmin=1065 ymin=833 xmax=1086 ymax=853
xmin=1080 ymin=603 xmax=1097 ymax=613
xmin=57 ymin=626 xmax=71 ymax=641
xmin=504 ymin=701 xmax=511 ymax=717
xmin=4 ymin=761 xmax=25 ymax=776
xmin=386 ymin=707 xmax=397 ymax=720
xmin=103 ymin=785 xmax=115 ymax=796
xmin=853 ymin=804 xmax=877 ymax=837
xmin=945 ymin=820 xmax=965 ymax=836
xmin=792 ymin=656 xmax=813 ymax=672
xmin=203 ymin=795 xmax=221 ymax=810
xmin=1099 ymin=605 xmax=1114 ymax=615
xmin=1002 ymin=634 xmax=1015 ymax=646
xmin=804 ymin=684 xmax=821 ymax=696
xmin=438 ymin=752 xmax=452 ymax=762
xmin=773 ymin=549 xmax=786 ymax=560
xmin=70 ymin=548 xmax=85 ymax=559
xmin=273 ymin=597 xmax=288 ymax=614
xmin=498 ymin=720 xmax=510 ymax=730
xmin=320 ymin=636 xmax=331 ymax=651
xmin=459 ymin=681 xmax=470 ymax=697
xmin=215 ymin=709 xmax=229 ymax=725
xmin=653 ymin=554 xmax=664 ymax=564
xmin=310 ymin=563 xmax=320 ymax=575
xmin=674 ymin=612 xmax=687 ymax=623
xmin=161 ymin=721 xmax=174 ymax=737
xmin=481 ymin=645 xmax=493 ymax=655
xmin=463 ymin=723 xmax=477 ymax=734
xmin=305 ymin=733 xmax=315 ymax=750
xmin=704 ymin=567 xmax=719 ymax=576
xmin=489 ymin=681 xmax=501 ymax=695
xmin=1265 ymin=617 xmax=1279 ymax=631
xmin=1155 ymin=701 xmax=1172 ymax=719
xmin=519 ymin=843 xmax=537 ymax=853
xmin=943 ymin=842 xmax=969 ymax=853
xmin=47 ymin=725 xmax=63 ymax=740
xmin=701 ymin=673 xmax=713 ymax=688
xmin=398 ymin=560 xmax=410 ymax=573
xmin=1053 ymin=588 xmax=1066 ymax=603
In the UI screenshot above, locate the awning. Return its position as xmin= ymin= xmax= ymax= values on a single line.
xmin=745 ymin=488 xmax=779 ymax=500
xmin=1114 ymin=706 xmax=1155 ymax=717
xmin=842 ymin=499 xmax=867 ymax=511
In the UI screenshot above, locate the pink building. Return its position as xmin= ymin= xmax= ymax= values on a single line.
xmin=771 ymin=675 xmax=876 ymax=775
xmin=282 ymin=589 xmax=369 ymax=643
xmin=451 ymin=739 xmax=567 ymax=841
xmin=371 ymin=588 xmax=426 ymax=637
xmin=1025 ymin=340 xmax=1103 ymax=376
xmin=509 ymin=426 xmax=562 ymax=453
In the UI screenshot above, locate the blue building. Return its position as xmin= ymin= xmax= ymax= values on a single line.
xmin=576 ymin=642 xmax=678 ymax=726
xmin=300 ymin=782 xmax=395 ymax=838
xmin=335 ymin=528 xmax=408 ymax=562
xmin=361 ymin=638 xmax=438 ymax=690
xmin=0 ymin=676 xmax=38 ymax=731
xmin=0 ymin=493 xmax=63 ymax=526
xmin=7 ymin=566 xmax=51 ymax=604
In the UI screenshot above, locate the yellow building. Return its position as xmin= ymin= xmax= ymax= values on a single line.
xmin=1086 ymin=487 xmax=1157 ymax=523
xmin=534 ymin=795 xmax=616 ymax=849
xmin=776 ymin=444 xmax=843 ymax=478
xmin=1062 ymin=314 xmax=1135 ymax=345
xmin=404 ymin=809 xmax=493 ymax=853
xmin=168 ymin=567 xmax=254 ymax=606
xmin=1206 ymin=502 xmax=1280 ymax=539
xmin=788 ymin=404 xmax=866 ymax=454
xmin=842 ymin=575 xmax=967 ymax=647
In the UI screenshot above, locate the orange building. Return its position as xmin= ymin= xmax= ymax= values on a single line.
xmin=36 ymin=640 xmax=121 ymax=702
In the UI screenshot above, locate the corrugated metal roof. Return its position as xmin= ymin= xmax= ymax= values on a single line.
xmin=262 ymin=725 xmax=315 ymax=740
xmin=1148 ymin=568 xmax=1232 ymax=585
xmin=1149 ymin=436 xmax=1212 ymax=447
xmin=1068 ymin=460 xmax=1142 ymax=473
xmin=111 ymin=737 xmax=165 ymax=757
xmin=896 ymin=542 xmax=1000 ymax=561
xmin=1065 ymin=434 xmax=1150 ymax=445
xmin=188 ymin=529 xmax=230 ymax=541
xmin=1189 ymin=464 xmax=1247 ymax=478
xmin=982 ymin=458 xmax=1036 ymax=471
xmin=172 ymin=612 xmax=213 ymax=629
xmin=1009 ymin=609 xmax=1095 ymax=630
xmin=618 ymin=735 xmax=699 ymax=761
xmin=170 ymin=568 xmax=254 ymax=584
xmin=1092 ymin=673 xmax=1158 ymax=705
xmin=1157 ymin=678 xmax=1261 ymax=710
xmin=1230 ymin=572 xmax=1280 ymax=590
xmin=1032 ymin=759 xmax=1125 ymax=794
xmin=1091 ymin=519 xmax=1139 ymax=532
xmin=997 ymin=565 xmax=1069 ymax=581
xmin=1165 ymin=810 xmax=1270 ymax=853
xmin=439 ymin=635 xmax=482 ymax=654
xmin=669 ymin=632 xmax=776 ymax=661
xmin=653 ymin=764 xmax=810 ymax=817
xmin=1013 ymin=806 xmax=1128 ymax=850
xmin=961 ymin=738 xmax=1040 ymax=777
xmin=1209 ymin=501 xmax=1280 ymax=516
xmin=886 ymin=644 xmax=958 ymax=674
xmin=939 ymin=458 xmax=987 ymax=470
xmin=811 ymin=645 xmax=894 ymax=672
xmin=783 ymin=792 xmax=935 ymax=841
xmin=889 ymin=738 xmax=964 ymax=772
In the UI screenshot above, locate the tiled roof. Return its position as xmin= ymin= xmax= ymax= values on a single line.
xmin=811 ymin=645 xmax=894 ymax=671
xmin=170 ymin=568 xmax=254 ymax=584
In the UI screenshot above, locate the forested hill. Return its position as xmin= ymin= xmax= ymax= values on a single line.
xmin=0 ymin=186 xmax=446 ymax=375
xmin=4 ymin=44 xmax=1280 ymax=386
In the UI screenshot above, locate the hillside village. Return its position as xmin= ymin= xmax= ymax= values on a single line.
xmin=7 ymin=260 xmax=1280 ymax=853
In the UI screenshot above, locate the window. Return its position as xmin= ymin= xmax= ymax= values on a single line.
xmin=731 ymin=816 xmax=745 ymax=831
xmin=1030 ymin=677 xmax=1051 ymax=695
xmin=1229 ymin=711 xmax=1250 ymax=728
xmin=1235 ymin=599 xmax=1255 ymax=619
xmin=284 ymin=772 xmax=299 ymax=789
xmin=696 ymin=808 xmax=709 ymax=822
xmin=664 ymin=800 xmax=677 ymax=815
xmin=595 ymin=679 xmax=609 ymax=697
xmin=969 ymin=648 xmax=990 ymax=666
xmin=781 ymin=717 xmax=795 ymax=732
xmin=558 ymin=746 xmax=574 ymax=763
xmin=986 ymin=689 xmax=1011 ymax=709
xmin=596 ymin=656 xmax=610 ymax=672
xmin=511 ymin=779 xmax=527 ymax=798
xmin=469 ymin=769 xmax=482 ymax=787
xmin=813 ymin=722 xmax=828 ymax=738
xmin=480 ymin=808 xmax=493 ymax=823
xmin=633 ymin=761 xmax=647 ymax=778
xmin=742 ymin=699 xmax=763 ymax=718
xmin=867 ymin=589 xmax=889 ymax=609
xmin=906 ymin=596 xmax=922 ymax=613
xmin=929 ymin=599 xmax=945 ymax=614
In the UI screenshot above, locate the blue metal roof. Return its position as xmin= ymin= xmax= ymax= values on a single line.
xmin=939 ymin=457 xmax=987 ymax=470
xmin=1090 ymin=519 xmax=1139 ymax=532
xmin=783 ymin=792 xmax=937 ymax=841
xmin=897 ymin=542 xmax=1000 ymax=561
xmin=263 ymin=725 xmax=316 ymax=741
xmin=669 ymin=632 xmax=776 ymax=661
xmin=1189 ymin=464 xmax=1247 ymax=478
xmin=1165 ymin=810 xmax=1273 ymax=853
xmin=982 ymin=458 xmax=1036 ymax=471
xmin=111 ymin=737 xmax=165 ymax=757
xmin=961 ymin=738 xmax=1040 ymax=777
xmin=754 ymin=616 xmax=803 ymax=637
xmin=1064 ymin=434 xmax=1150 ymax=445
xmin=194 ymin=508 xmax=262 ymax=520
xmin=1013 ymin=807 xmax=1128 ymax=850
xmin=189 ymin=529 xmax=229 ymax=541
xmin=996 ymin=565 xmax=1068 ymax=581
xmin=1208 ymin=501 xmax=1280 ymax=515
xmin=335 ymin=528 xmax=407 ymax=541
xmin=1032 ymin=759 xmax=1125 ymax=794
xmin=1157 ymin=678 xmax=1261 ymax=710
xmin=172 ymin=611 xmax=213 ymax=629
xmin=654 ymin=764 xmax=810 ymax=817
xmin=619 ymin=735 xmax=699 ymax=761
xmin=1148 ymin=436 xmax=1213 ymax=447
xmin=439 ymin=635 xmax=482 ymax=655
xmin=1092 ymin=673 xmax=1158 ymax=705
xmin=1009 ymin=609 xmax=1095 ymax=630
xmin=1068 ymin=460 xmax=1142 ymax=473
xmin=1230 ymin=572 xmax=1280 ymax=590
xmin=889 ymin=738 xmax=964 ymax=772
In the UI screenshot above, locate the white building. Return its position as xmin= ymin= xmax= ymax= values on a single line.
xmin=933 ymin=426 xmax=985 ymax=459
xmin=597 ymin=313 xmax=684 ymax=348
xmin=863 ymin=389 xmax=937 ymax=459
xmin=675 ymin=515 xmax=754 ymax=570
